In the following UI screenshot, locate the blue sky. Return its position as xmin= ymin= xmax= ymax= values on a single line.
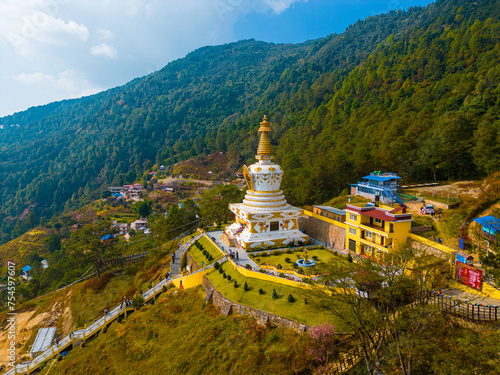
xmin=0 ymin=0 xmax=434 ymax=117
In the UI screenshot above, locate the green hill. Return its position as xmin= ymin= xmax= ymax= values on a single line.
xmin=1 ymin=0 xmax=499 ymax=244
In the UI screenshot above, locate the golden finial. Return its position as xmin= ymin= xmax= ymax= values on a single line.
xmin=256 ymin=116 xmax=273 ymax=160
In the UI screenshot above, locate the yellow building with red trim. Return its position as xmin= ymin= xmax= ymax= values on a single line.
xmin=345 ymin=202 xmax=412 ymax=259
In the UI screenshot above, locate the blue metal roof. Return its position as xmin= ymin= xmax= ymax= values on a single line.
xmin=101 ymin=234 xmax=115 ymax=241
xmin=362 ymin=175 xmax=401 ymax=182
xmin=473 ymin=216 xmax=500 ymax=232
xmin=313 ymin=206 xmax=346 ymax=215
xmin=22 ymin=265 xmax=31 ymax=272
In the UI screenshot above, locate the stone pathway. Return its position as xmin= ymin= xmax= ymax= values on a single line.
xmin=170 ymin=233 xmax=204 ymax=276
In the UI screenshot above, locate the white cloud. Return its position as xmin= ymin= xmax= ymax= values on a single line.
xmin=90 ymin=43 xmax=118 ymax=59
xmin=97 ymin=28 xmax=114 ymax=40
xmin=0 ymin=0 xmax=307 ymax=116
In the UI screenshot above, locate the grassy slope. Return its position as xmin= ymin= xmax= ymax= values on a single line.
xmin=255 ymin=249 xmax=339 ymax=270
xmin=206 ymin=266 xmax=339 ymax=327
xmin=188 ymin=236 xmax=224 ymax=267
xmin=45 ymin=288 xmax=314 ymax=375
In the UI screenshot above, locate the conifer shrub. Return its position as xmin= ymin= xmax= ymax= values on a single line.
xmin=227 ymin=275 xmax=232 ymax=282
xmin=218 ymin=267 xmax=224 ymax=274
xmin=258 ymin=288 xmax=265 ymax=295
xmin=234 ymin=281 xmax=239 ymax=288
xmin=244 ymin=282 xmax=249 ymax=291
xmin=288 ymin=294 xmax=296 ymax=303
xmin=223 ymin=272 xmax=227 ymax=279
xmin=304 ymin=298 xmax=308 ymax=305
xmin=272 ymin=289 xmax=278 ymax=299
xmin=214 ymin=261 xmax=220 ymax=270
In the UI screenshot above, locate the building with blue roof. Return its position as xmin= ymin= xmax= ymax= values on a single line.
xmin=350 ymin=171 xmax=403 ymax=205
xmin=473 ymin=215 xmax=500 ymax=241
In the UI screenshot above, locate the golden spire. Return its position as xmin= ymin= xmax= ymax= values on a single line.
xmin=256 ymin=115 xmax=273 ymax=160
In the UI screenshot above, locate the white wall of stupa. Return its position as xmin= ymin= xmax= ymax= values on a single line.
xmin=226 ymin=116 xmax=309 ymax=250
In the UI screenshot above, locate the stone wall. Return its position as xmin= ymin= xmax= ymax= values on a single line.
xmin=202 ymin=276 xmax=308 ymax=333
xmin=408 ymin=237 xmax=451 ymax=261
xmin=410 ymin=226 xmax=433 ymax=233
xmin=298 ymin=215 xmax=346 ymax=251
xmin=423 ymin=199 xmax=459 ymax=210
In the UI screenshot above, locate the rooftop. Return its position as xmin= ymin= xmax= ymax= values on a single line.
xmin=313 ymin=205 xmax=346 ymax=215
xmin=473 ymin=215 xmax=500 ymax=232
xmin=346 ymin=203 xmax=412 ymax=222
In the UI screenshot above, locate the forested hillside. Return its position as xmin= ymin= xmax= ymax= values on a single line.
xmin=0 ymin=0 xmax=499 ymax=244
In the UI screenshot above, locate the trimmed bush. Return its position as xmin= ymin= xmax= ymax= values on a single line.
xmin=271 ymin=250 xmax=279 ymax=256
xmin=245 ymin=264 xmax=252 ymax=270
xmin=223 ymin=272 xmax=227 ymax=279
xmin=233 ymin=281 xmax=239 ymax=288
xmin=279 ymin=273 xmax=285 ymax=278
xmin=285 ymin=257 xmax=291 ymax=263
xmin=304 ymin=298 xmax=308 ymax=305
xmin=243 ymin=282 xmax=249 ymax=291
xmin=132 ymin=295 xmax=145 ymax=309
xmin=288 ymin=294 xmax=296 ymax=303
xmin=334 ymin=251 xmax=338 ymax=256
xmin=218 ymin=267 xmax=224 ymax=274
xmin=227 ymin=275 xmax=232 ymax=282
xmin=285 ymin=248 xmax=292 ymax=254
xmin=272 ymin=289 xmax=278 ymax=299
xmin=258 ymin=288 xmax=265 ymax=295
xmin=214 ymin=261 xmax=220 ymax=270
xmin=259 ymin=251 xmax=267 ymax=257
xmin=347 ymin=253 xmax=353 ymax=263
xmin=312 ymin=255 xmax=319 ymax=260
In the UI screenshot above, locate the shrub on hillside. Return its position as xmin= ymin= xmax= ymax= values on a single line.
xmin=132 ymin=295 xmax=145 ymax=309
xmin=85 ymin=272 xmax=113 ymax=291
xmin=288 ymin=294 xmax=296 ymax=303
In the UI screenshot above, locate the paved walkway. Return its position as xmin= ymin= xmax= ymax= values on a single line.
xmin=170 ymin=233 xmax=204 ymax=276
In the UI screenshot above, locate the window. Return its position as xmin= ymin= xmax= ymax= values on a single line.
xmin=270 ymin=221 xmax=279 ymax=231
xmin=366 ymin=231 xmax=372 ymax=239
xmin=349 ymin=227 xmax=356 ymax=235
xmin=349 ymin=214 xmax=357 ymax=221
xmin=374 ymin=218 xmax=381 ymax=224
xmin=349 ymin=239 xmax=356 ymax=252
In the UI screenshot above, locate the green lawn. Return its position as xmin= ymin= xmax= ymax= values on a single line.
xmin=254 ymin=249 xmax=341 ymax=271
xmin=188 ymin=236 xmax=224 ymax=266
xmin=206 ymin=265 xmax=338 ymax=326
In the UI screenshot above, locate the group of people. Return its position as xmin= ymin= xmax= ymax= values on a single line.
xmin=120 ymin=296 xmax=132 ymax=309
xmin=228 ymin=250 xmax=239 ymax=260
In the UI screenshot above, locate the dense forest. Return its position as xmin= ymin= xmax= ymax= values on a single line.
xmin=0 ymin=0 xmax=499 ymax=244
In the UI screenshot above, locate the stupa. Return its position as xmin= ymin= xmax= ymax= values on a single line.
xmin=226 ymin=116 xmax=308 ymax=250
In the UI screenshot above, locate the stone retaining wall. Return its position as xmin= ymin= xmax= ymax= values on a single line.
xmin=202 ymin=276 xmax=308 ymax=333
xmin=408 ymin=237 xmax=451 ymax=261
xmin=298 ymin=216 xmax=345 ymax=251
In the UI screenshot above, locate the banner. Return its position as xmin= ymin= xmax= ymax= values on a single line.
xmin=455 ymin=261 xmax=482 ymax=291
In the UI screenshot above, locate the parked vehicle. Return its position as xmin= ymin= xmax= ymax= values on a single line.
xmin=424 ymin=204 xmax=435 ymax=215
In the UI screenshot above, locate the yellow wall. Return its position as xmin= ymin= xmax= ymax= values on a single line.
xmin=228 ymin=258 xmax=310 ymax=289
xmin=172 ymin=268 xmax=211 ymax=289
xmin=303 ymin=210 xmax=346 ymax=228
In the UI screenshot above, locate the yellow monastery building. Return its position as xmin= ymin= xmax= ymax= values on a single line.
xmin=345 ymin=202 xmax=412 ymax=259
xmin=225 ymin=116 xmax=309 ymax=251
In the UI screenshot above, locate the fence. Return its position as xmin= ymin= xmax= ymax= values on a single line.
xmin=429 ymin=291 xmax=499 ymax=323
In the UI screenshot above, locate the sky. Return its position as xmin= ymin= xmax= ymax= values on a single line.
xmin=0 ymin=0 xmax=434 ymax=118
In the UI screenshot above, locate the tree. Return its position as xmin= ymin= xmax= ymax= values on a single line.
xmin=199 ymin=184 xmax=243 ymax=226
xmin=45 ymin=233 xmax=62 ymax=253
xmin=25 ymin=212 xmax=37 ymax=229
xmin=308 ymin=246 xmax=448 ymax=375
xmin=134 ymin=200 xmax=152 ymax=218
xmin=70 ymin=222 xmax=118 ymax=278
xmin=101 ymin=190 xmax=112 ymax=199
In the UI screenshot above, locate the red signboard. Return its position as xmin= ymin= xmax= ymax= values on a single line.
xmin=455 ymin=261 xmax=482 ymax=291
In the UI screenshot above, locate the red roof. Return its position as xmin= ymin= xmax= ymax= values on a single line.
xmin=348 ymin=205 xmax=411 ymax=222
